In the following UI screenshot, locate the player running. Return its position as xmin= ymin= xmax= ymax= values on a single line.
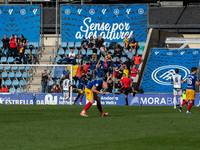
xmin=179 ymin=67 xmax=200 ymax=114
xmin=170 ymin=69 xmax=186 ymax=109
xmin=73 ymin=75 xmax=88 ymax=105
xmin=120 ymin=73 xmax=134 ymax=105
xmin=63 ymin=75 xmax=72 ymax=105
xmin=80 ymin=79 xmax=108 ymax=117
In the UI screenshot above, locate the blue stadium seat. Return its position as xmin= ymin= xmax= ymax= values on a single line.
xmin=139 ymin=42 xmax=145 ymax=46
xmin=87 ymin=49 xmax=93 ymax=55
xmin=4 ymin=66 xmax=10 ymax=71
xmin=15 ymin=72 xmax=22 ymax=78
xmin=25 ymin=66 xmax=32 ymax=71
xmin=113 ymin=57 xmax=117 ymax=62
xmin=19 ymin=80 xmax=25 ymax=86
xmin=14 ymin=57 xmax=20 ymax=64
xmin=97 ymin=49 xmax=100 ymax=55
xmin=137 ymin=50 xmax=143 ymax=55
xmin=58 ymin=49 xmax=64 ymax=55
xmin=2 ymin=72 xmax=7 ymax=78
xmin=34 ymin=42 xmax=39 ymax=48
xmin=65 ymin=49 xmax=70 ymax=55
xmin=73 ymin=49 xmax=78 ymax=55
xmin=18 ymin=66 xmax=25 ymax=71
xmin=68 ymin=42 xmax=74 ymax=48
xmin=12 ymin=80 xmax=19 ymax=86
xmin=61 ymin=42 xmax=67 ymax=48
xmin=22 ymin=72 xmax=29 ymax=78
xmin=105 ymin=42 xmax=110 ymax=48
xmin=121 ymin=57 xmax=126 ymax=63
xmin=5 ymin=80 xmax=11 ymax=86
xmin=9 ymin=88 xmax=16 ymax=93
xmin=49 ymin=80 xmax=53 ymax=86
xmin=2 ymin=80 xmax=4 ymax=85
xmin=25 ymin=49 xmax=31 ymax=55
xmin=75 ymin=42 xmax=81 ymax=49
xmin=7 ymin=57 xmax=14 ymax=63
xmin=27 ymin=42 xmax=34 ymax=49
xmin=0 ymin=66 xmax=3 ymax=70
xmin=8 ymin=72 xmax=15 ymax=78
xmin=17 ymin=88 xmax=23 ymax=93
xmin=32 ymin=49 xmax=38 ymax=55
xmin=118 ymin=42 xmax=124 ymax=47
xmin=56 ymin=80 xmax=59 ymax=85
xmin=0 ymin=57 xmax=7 ymax=63
xmin=125 ymin=49 xmax=129 ymax=53
xmin=109 ymin=49 xmax=114 ymax=54
xmin=55 ymin=57 xmax=61 ymax=63
xmin=0 ymin=41 xmax=3 ymax=47
xmin=81 ymin=49 xmax=86 ymax=55
xmin=11 ymin=66 xmax=18 ymax=71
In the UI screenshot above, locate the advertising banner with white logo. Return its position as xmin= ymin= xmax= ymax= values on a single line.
xmin=86 ymin=93 xmax=126 ymax=105
xmin=35 ymin=93 xmax=78 ymax=105
xmin=61 ymin=5 xmax=147 ymax=43
xmin=141 ymin=49 xmax=200 ymax=93
xmin=0 ymin=5 xmax=41 ymax=42
xmin=18 ymin=93 xmax=34 ymax=105
xmin=0 ymin=93 xmax=17 ymax=104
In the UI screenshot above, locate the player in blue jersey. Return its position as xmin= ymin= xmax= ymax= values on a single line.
xmin=73 ymin=75 xmax=88 ymax=105
xmin=179 ymin=67 xmax=200 ymax=113
xmin=80 ymin=79 xmax=108 ymax=117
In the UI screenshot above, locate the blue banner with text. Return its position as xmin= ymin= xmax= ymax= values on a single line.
xmin=61 ymin=5 xmax=147 ymax=43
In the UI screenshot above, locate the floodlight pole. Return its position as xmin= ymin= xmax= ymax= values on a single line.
xmin=81 ymin=0 xmax=84 ymax=5
xmin=113 ymin=67 xmax=115 ymax=105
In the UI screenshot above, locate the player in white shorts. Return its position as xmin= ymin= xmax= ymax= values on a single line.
xmin=62 ymin=75 xmax=72 ymax=105
xmin=170 ymin=69 xmax=186 ymax=108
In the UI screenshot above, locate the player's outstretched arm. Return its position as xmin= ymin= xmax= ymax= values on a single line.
xmin=195 ymin=80 xmax=200 ymax=86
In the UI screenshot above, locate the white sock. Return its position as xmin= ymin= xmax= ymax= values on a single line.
xmin=174 ymin=97 xmax=176 ymax=106
xmin=82 ymin=110 xmax=85 ymax=113
xmin=180 ymin=97 xmax=183 ymax=106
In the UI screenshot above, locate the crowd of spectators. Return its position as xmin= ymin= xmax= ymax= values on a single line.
xmin=47 ymin=34 xmax=143 ymax=94
xmin=0 ymin=34 xmax=36 ymax=64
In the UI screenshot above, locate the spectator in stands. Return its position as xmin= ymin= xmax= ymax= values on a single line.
xmin=90 ymin=57 xmax=97 ymax=78
xmin=105 ymin=51 xmax=111 ymax=62
xmin=15 ymin=34 xmax=19 ymax=55
xmin=81 ymin=37 xmax=88 ymax=49
xmin=106 ymin=78 xmax=113 ymax=94
xmin=19 ymin=34 xmax=26 ymax=45
xmin=62 ymin=66 xmax=70 ymax=77
xmin=66 ymin=49 xmax=76 ymax=65
xmin=115 ymin=65 xmax=123 ymax=79
xmin=51 ymin=80 xmax=57 ymax=93
xmin=92 ymin=45 xmax=97 ymax=61
xmin=79 ymin=66 xmax=86 ymax=77
xmin=41 ymin=69 xmax=49 ymax=93
xmin=102 ymin=58 xmax=109 ymax=77
xmin=96 ymin=58 xmax=104 ymax=79
xmin=88 ymin=36 xmax=95 ymax=48
xmin=47 ymin=71 xmax=54 ymax=93
xmin=123 ymin=48 xmax=135 ymax=61
xmin=123 ymin=64 xmax=129 ymax=77
xmin=53 ymin=85 xmax=60 ymax=93
xmin=131 ymin=65 xmax=138 ymax=82
xmin=114 ymin=44 xmax=122 ymax=57
xmin=124 ymin=57 xmax=132 ymax=71
xmin=123 ymin=35 xmax=129 ymax=49
xmin=115 ymin=58 xmax=123 ymax=69
xmin=9 ymin=34 xmax=17 ymax=57
xmin=95 ymin=35 xmax=104 ymax=48
xmin=115 ymin=80 xmax=121 ymax=94
xmin=133 ymin=53 xmax=142 ymax=68
xmin=100 ymin=45 xmax=107 ymax=56
xmin=129 ymin=35 xmax=137 ymax=49
xmin=76 ymin=50 xmax=83 ymax=65
xmin=1 ymin=34 xmax=10 ymax=58
xmin=0 ymin=72 xmax=3 ymax=91
xmin=27 ymin=51 xmax=34 ymax=64
xmin=17 ymin=42 xmax=27 ymax=64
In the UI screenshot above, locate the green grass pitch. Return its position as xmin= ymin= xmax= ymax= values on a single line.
xmin=0 ymin=105 xmax=200 ymax=150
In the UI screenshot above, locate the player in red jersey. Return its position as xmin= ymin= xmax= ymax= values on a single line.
xmin=120 ymin=73 xmax=134 ymax=105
